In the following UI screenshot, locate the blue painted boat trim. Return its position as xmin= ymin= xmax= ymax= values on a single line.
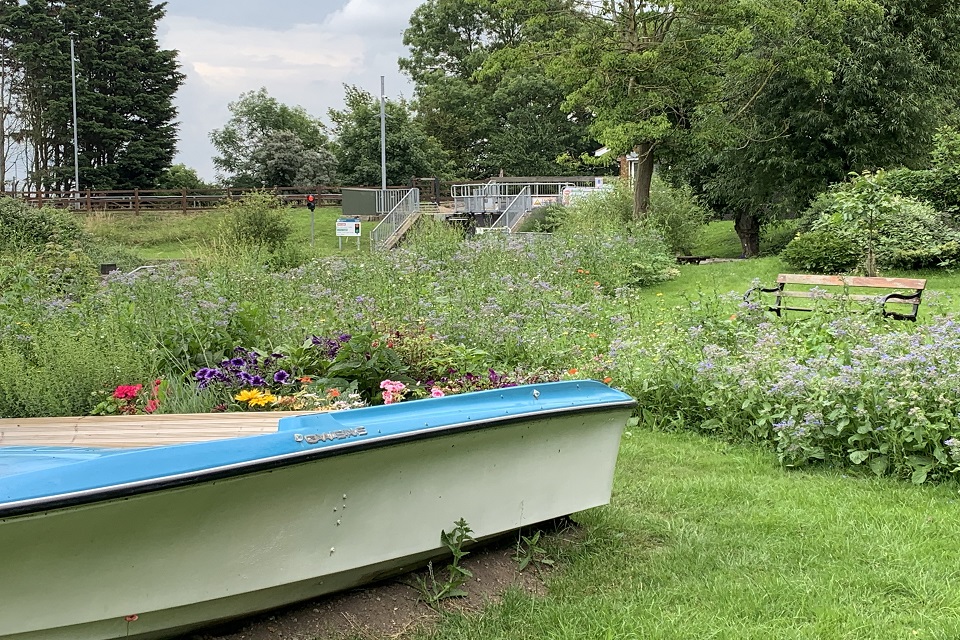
xmin=0 ymin=381 xmax=635 ymax=518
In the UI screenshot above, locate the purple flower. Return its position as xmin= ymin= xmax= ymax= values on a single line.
xmin=274 ymin=370 xmax=290 ymax=384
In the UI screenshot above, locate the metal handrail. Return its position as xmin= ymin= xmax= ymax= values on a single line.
xmin=490 ymin=187 xmax=532 ymax=231
xmin=370 ymin=188 xmax=420 ymax=249
xmin=375 ymin=189 xmax=411 ymax=214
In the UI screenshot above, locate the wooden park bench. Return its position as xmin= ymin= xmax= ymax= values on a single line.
xmin=744 ymin=274 xmax=927 ymax=321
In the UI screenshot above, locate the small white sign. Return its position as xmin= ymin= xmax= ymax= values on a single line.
xmin=336 ymin=217 xmax=361 ymax=237
xmin=595 ymin=177 xmax=604 ymax=188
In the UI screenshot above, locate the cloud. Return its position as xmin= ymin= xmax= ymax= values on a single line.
xmin=158 ymin=0 xmax=419 ymax=180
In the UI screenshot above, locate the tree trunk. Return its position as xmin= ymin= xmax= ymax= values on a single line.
xmin=632 ymin=142 xmax=654 ymax=221
xmin=734 ymin=210 xmax=760 ymax=258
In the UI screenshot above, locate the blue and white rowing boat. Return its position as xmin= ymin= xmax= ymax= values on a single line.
xmin=0 ymin=380 xmax=635 ymax=640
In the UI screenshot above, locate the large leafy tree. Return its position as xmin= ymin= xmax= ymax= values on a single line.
xmin=248 ymin=130 xmax=337 ymax=188
xmin=489 ymin=0 xmax=766 ymax=218
xmin=675 ymin=0 xmax=960 ymax=255
xmin=7 ymin=0 xmax=184 ymax=190
xmin=210 ymin=87 xmax=333 ymax=187
xmin=328 ymin=85 xmax=449 ymax=186
xmin=400 ymin=0 xmax=593 ymax=179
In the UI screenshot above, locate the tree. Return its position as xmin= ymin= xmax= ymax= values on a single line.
xmin=156 ymin=163 xmax=209 ymax=190
xmin=210 ymin=88 xmax=332 ymax=187
xmin=328 ymin=85 xmax=449 ymax=186
xmin=400 ymin=0 xmax=593 ymax=179
xmin=672 ymin=0 xmax=960 ymax=255
xmin=248 ymin=130 xmax=336 ymax=187
xmin=7 ymin=0 xmax=184 ymax=190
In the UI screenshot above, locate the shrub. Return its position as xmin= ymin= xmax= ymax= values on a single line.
xmin=625 ymin=303 xmax=960 ymax=484
xmin=780 ymin=229 xmax=862 ymax=273
xmin=759 ymin=219 xmax=800 ymax=256
xmin=643 ymin=175 xmax=709 ymax=255
xmin=220 ymin=191 xmax=292 ymax=253
xmin=875 ymin=128 xmax=960 ymax=218
xmin=519 ymin=203 xmax=567 ymax=233
xmin=785 ymin=172 xmax=960 ymax=273
xmin=0 ymin=197 xmax=87 ymax=251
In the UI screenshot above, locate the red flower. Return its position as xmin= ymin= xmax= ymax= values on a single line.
xmin=113 ymin=384 xmax=142 ymax=400
xmin=144 ymin=399 xmax=159 ymax=414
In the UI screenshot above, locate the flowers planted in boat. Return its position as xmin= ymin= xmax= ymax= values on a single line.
xmin=91 ymin=379 xmax=164 ymax=416
xmin=234 ymin=388 xmax=277 ymax=409
xmin=380 ymin=379 xmax=408 ymax=405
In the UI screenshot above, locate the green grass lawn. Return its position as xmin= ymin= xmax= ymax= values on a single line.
xmin=82 ymin=206 xmax=372 ymax=259
xmin=417 ymin=430 xmax=960 ymax=639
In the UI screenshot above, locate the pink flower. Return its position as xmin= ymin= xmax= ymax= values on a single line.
xmin=431 ymin=387 xmax=445 ymax=398
xmin=144 ymin=399 xmax=159 ymax=414
xmin=113 ymin=384 xmax=142 ymax=400
xmin=382 ymin=390 xmax=394 ymax=404
xmin=379 ymin=380 xmax=406 ymax=393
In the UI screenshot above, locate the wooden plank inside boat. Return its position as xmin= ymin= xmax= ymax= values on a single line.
xmin=0 ymin=412 xmax=312 ymax=448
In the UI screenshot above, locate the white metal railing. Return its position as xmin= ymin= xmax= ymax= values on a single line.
xmin=452 ymin=181 xmax=586 ymax=215
xmin=370 ymin=188 xmax=420 ymax=249
xmin=376 ymin=188 xmax=412 ymax=214
xmin=490 ymin=187 xmax=532 ymax=231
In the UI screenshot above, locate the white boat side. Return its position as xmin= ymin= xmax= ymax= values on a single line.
xmin=0 ymin=383 xmax=634 ymax=640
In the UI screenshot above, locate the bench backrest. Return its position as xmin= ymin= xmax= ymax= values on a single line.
xmin=776 ymin=274 xmax=926 ymax=290
xmin=756 ymin=274 xmax=926 ymax=320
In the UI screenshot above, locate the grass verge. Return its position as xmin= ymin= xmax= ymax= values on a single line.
xmin=414 ymin=429 xmax=960 ymax=639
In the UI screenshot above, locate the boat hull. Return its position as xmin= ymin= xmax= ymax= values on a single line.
xmin=0 ymin=406 xmax=629 ymax=639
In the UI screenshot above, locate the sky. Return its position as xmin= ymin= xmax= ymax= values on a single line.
xmin=158 ymin=0 xmax=421 ymax=181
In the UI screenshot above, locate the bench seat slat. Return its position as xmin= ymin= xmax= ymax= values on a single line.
xmin=774 ymin=291 xmax=920 ymax=304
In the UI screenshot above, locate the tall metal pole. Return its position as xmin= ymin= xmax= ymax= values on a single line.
xmin=380 ymin=75 xmax=386 ymax=192
xmin=69 ymin=33 xmax=80 ymax=198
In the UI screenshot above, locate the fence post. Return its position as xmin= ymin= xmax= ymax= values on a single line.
xmin=134 ymin=188 xmax=140 ymax=214
xmin=86 ymin=189 xmax=91 ymax=211
xmin=181 ymin=188 xmax=187 ymax=214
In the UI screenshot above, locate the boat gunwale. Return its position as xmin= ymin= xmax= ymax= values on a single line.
xmin=0 ymin=399 xmax=636 ymax=519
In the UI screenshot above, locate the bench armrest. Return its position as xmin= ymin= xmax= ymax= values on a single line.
xmin=743 ymin=285 xmax=782 ymax=303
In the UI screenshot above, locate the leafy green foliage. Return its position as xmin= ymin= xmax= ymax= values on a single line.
xmin=249 ymin=130 xmax=337 ymax=188
xmin=219 ymin=191 xmax=293 ymax=254
xmin=643 ymin=176 xmax=709 ymax=256
xmin=784 ymin=172 xmax=960 ymax=273
xmin=513 ymin=530 xmax=554 ymax=573
xmin=210 ymin=88 xmax=333 ymax=187
xmin=0 ymin=197 xmax=86 ymax=250
xmin=7 ymin=0 xmax=184 ymax=190
xmin=881 ymin=127 xmax=960 ymax=218
xmin=556 ymin=184 xmax=677 ymax=287
xmin=779 ymin=229 xmax=861 ymax=273
xmin=415 ymin=518 xmax=475 ymax=607
xmin=155 ymin=164 xmax=211 ymax=191
xmin=676 ymin=0 xmax=960 ymax=254
xmin=400 ymin=0 xmax=592 ymax=179
xmin=328 ymin=85 xmax=450 ymax=185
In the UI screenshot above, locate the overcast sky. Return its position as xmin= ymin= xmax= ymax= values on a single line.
xmin=158 ymin=0 xmax=420 ymax=181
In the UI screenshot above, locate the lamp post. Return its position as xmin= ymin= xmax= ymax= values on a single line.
xmin=380 ymin=75 xmax=386 ymax=192
xmin=69 ymin=32 xmax=80 ymax=200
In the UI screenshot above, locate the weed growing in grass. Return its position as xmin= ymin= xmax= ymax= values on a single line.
xmin=513 ymin=530 xmax=554 ymax=573
xmin=415 ymin=518 xmax=475 ymax=608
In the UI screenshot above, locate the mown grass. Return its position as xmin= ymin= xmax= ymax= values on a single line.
xmin=414 ymin=429 xmax=960 ymax=640
xmin=81 ymin=206 xmax=370 ymax=259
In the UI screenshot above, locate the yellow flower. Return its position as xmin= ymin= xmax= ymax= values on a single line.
xmin=234 ymin=389 xmax=261 ymax=403
xmin=656 ymin=293 xmax=663 ymax=296
xmin=248 ymin=393 xmax=277 ymax=407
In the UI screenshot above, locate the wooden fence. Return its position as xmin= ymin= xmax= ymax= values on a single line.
xmin=0 ymin=186 xmax=343 ymax=214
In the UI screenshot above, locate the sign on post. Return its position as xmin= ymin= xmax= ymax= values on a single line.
xmin=336 ymin=217 xmax=361 ymax=250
